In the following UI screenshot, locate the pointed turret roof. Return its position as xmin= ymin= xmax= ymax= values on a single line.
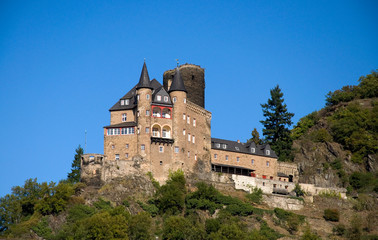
xmin=168 ymin=67 xmax=187 ymax=93
xmin=136 ymin=62 xmax=153 ymax=90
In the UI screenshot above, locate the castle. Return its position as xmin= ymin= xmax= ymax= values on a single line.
xmin=81 ymin=62 xmax=299 ymax=193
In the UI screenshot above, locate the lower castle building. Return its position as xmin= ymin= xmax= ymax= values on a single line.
xmin=81 ymin=62 xmax=298 ymax=192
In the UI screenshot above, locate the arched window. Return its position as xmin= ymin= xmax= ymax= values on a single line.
xmin=152 ymin=125 xmax=161 ymax=137
xmin=162 ymin=126 xmax=171 ymax=138
xmin=162 ymin=108 xmax=171 ymax=118
xmin=152 ymin=107 xmax=161 ymax=117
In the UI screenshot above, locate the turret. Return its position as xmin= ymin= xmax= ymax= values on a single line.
xmin=136 ymin=62 xmax=152 ymax=158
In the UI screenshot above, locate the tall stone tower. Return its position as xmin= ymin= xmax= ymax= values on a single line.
xmin=163 ymin=64 xmax=205 ymax=108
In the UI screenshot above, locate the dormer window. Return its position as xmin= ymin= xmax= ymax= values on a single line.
xmin=120 ymin=100 xmax=125 ymax=105
xmin=157 ymin=95 xmax=162 ymax=101
xmin=251 ymin=148 xmax=255 ymax=153
xmin=164 ymin=96 xmax=168 ymax=102
xmin=222 ymin=144 xmax=227 ymax=149
xmin=235 ymin=147 xmax=239 ymax=151
xmin=125 ymin=99 xmax=130 ymax=105
xmin=215 ymin=143 xmax=220 ymax=148
xmin=266 ymin=150 xmax=270 ymax=155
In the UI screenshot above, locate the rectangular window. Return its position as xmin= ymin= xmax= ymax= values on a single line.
xmin=159 ymin=146 xmax=164 ymax=153
xmin=266 ymin=161 xmax=270 ymax=167
xmin=115 ymin=154 xmax=119 ymax=160
xmin=160 ymin=161 xmax=163 ymax=165
xmin=125 ymin=99 xmax=130 ymax=105
xmin=215 ymin=143 xmax=220 ymax=148
xmin=251 ymin=148 xmax=255 ymax=153
xmin=188 ymin=151 xmax=190 ymax=158
xmin=222 ymin=144 xmax=227 ymax=149
xmin=192 ymin=135 xmax=195 ymax=143
xmin=121 ymin=127 xmax=135 ymax=135
xmin=214 ymin=154 xmax=217 ymax=159
xmin=146 ymin=110 xmax=150 ymax=116
xmin=126 ymin=144 xmax=129 ymax=149
xmin=115 ymin=128 xmax=120 ymax=135
xmin=174 ymin=146 xmax=179 ymax=153
xmin=237 ymin=157 xmax=240 ymax=162
xmin=173 ymin=97 xmax=177 ymax=103
xmin=251 ymin=159 xmax=254 ymax=164
xmin=157 ymin=95 xmax=161 ymax=101
xmin=195 ymin=154 xmax=197 ymax=160
xmin=193 ymin=118 xmax=196 ymax=126
xmin=141 ymin=144 xmax=145 ymax=151
xmin=188 ymin=133 xmax=191 ymax=142
xmin=146 ymin=94 xmax=150 ymax=100
xmin=145 ymin=127 xmax=150 ymax=133
xmin=225 ymin=155 xmax=229 ymax=161
xmin=266 ymin=150 xmax=270 ymax=155
xmin=183 ymin=113 xmax=186 ymax=120
xmin=125 ymin=153 xmax=129 ymax=158
xmin=184 ymin=98 xmax=186 ymax=103
xmin=187 ymin=116 xmax=190 ymax=124
xmin=164 ymin=96 xmax=168 ymax=102
xmin=120 ymin=100 xmax=125 ymax=105
xmin=183 ymin=129 xmax=186 ymax=135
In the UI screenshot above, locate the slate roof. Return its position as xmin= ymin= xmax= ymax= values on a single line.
xmin=168 ymin=67 xmax=187 ymax=93
xmin=152 ymin=86 xmax=173 ymax=106
xmin=103 ymin=122 xmax=137 ymax=128
xmin=211 ymin=138 xmax=278 ymax=158
xmin=136 ymin=62 xmax=153 ymax=90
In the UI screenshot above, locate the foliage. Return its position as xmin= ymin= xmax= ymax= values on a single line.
xmin=301 ymin=227 xmax=322 ymax=240
xmin=93 ymin=197 xmax=112 ymax=211
xmin=352 ymin=194 xmax=376 ymax=211
xmin=323 ymin=209 xmax=339 ymax=222
xmin=246 ymin=187 xmax=263 ymax=204
xmin=333 ymin=224 xmax=346 ymax=236
xmin=274 ymin=208 xmax=305 ymax=233
xmin=291 ymin=111 xmax=319 ymax=140
xmin=146 ymin=171 xmax=160 ymax=190
xmin=84 ymin=210 xmax=129 ymax=239
xmin=309 ymin=128 xmax=333 ymax=142
xmin=328 ymin=102 xmax=378 ymax=163
xmin=31 ymin=217 xmax=52 ymax=239
xmin=248 ymin=128 xmax=263 ymax=145
xmin=294 ymin=184 xmax=305 ymax=197
xmin=67 ymin=145 xmax=83 ymax=183
xmin=349 ymin=172 xmax=378 ymax=193
xmin=347 ymin=215 xmax=362 ymax=240
xmin=162 ymin=215 xmax=205 ymax=240
xmin=137 ymin=200 xmax=159 ymax=217
xmin=260 ymin=85 xmax=294 ymax=161
xmin=128 ymin=212 xmax=152 ymax=240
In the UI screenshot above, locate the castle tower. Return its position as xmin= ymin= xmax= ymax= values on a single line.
xmin=168 ymin=67 xmax=188 ymax=165
xmin=136 ymin=62 xmax=153 ymax=159
xmin=163 ymin=64 xmax=205 ymax=108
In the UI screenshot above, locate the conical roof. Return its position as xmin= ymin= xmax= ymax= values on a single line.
xmin=168 ymin=67 xmax=187 ymax=93
xmin=136 ymin=62 xmax=153 ymax=90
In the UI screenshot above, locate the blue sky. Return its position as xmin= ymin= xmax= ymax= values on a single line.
xmin=0 ymin=0 xmax=377 ymax=196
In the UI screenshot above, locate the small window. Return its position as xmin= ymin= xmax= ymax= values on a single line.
xmin=188 ymin=151 xmax=190 ymax=158
xmin=187 ymin=116 xmax=190 ymax=124
xmin=270 ymin=176 xmax=273 ymax=180
xmin=183 ymin=113 xmax=186 ymax=120
xmin=237 ymin=157 xmax=240 ymax=162
xmin=112 ymin=145 xmax=115 ymax=149
xmin=122 ymin=113 xmax=127 ymax=122
xmin=266 ymin=150 xmax=270 ymax=155
xmin=125 ymin=153 xmax=129 ymax=158
xmin=141 ymin=144 xmax=145 ymax=151
xmin=146 ymin=94 xmax=150 ymax=100
xmin=159 ymin=146 xmax=164 ymax=153
xmin=192 ymin=135 xmax=195 ymax=143
xmin=146 ymin=110 xmax=150 ymax=116
xmin=195 ymin=154 xmax=197 ymax=160
xmin=157 ymin=95 xmax=161 ymax=101
xmin=226 ymin=155 xmax=229 ymax=161
xmin=145 ymin=127 xmax=150 ymax=133
xmin=235 ymin=147 xmax=239 ymax=151
xmin=137 ymin=95 xmax=140 ymax=101
xmin=188 ymin=133 xmax=191 ymax=142
xmin=251 ymin=159 xmax=254 ymax=165
xmin=160 ymin=161 xmax=163 ymax=165
xmin=266 ymin=161 xmax=270 ymax=167
xmin=137 ymin=111 xmax=140 ymax=117
xmin=126 ymin=144 xmax=129 ymax=149
xmin=125 ymin=99 xmax=130 ymax=105
xmin=183 ymin=129 xmax=186 ymax=135
xmin=164 ymin=96 xmax=168 ymax=102
xmin=273 ymin=184 xmax=277 ymax=188
xmin=214 ymin=154 xmax=217 ymax=159
xmin=193 ymin=118 xmax=196 ymax=126
xmin=263 ymin=182 xmax=265 ymax=186
xmin=215 ymin=143 xmax=220 ymax=148
xmin=251 ymin=148 xmax=255 ymax=153
xmin=222 ymin=144 xmax=227 ymax=149
xmin=120 ymin=100 xmax=125 ymax=105
xmin=173 ymin=97 xmax=177 ymax=103
xmin=115 ymin=154 xmax=119 ymax=160
xmin=174 ymin=146 xmax=179 ymax=153
xmin=184 ymin=98 xmax=186 ymax=103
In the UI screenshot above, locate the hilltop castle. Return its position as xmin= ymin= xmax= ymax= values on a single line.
xmin=81 ymin=62 xmax=298 ymax=193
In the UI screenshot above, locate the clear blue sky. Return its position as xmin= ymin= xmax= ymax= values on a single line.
xmin=0 ymin=0 xmax=377 ymax=196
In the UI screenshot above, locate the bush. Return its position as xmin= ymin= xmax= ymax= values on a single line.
xmin=274 ymin=208 xmax=305 ymax=233
xmin=310 ymin=128 xmax=332 ymax=142
xmin=128 ymin=212 xmax=152 ymax=240
xmin=301 ymin=227 xmax=321 ymax=240
xmin=333 ymin=224 xmax=346 ymax=236
xmin=323 ymin=209 xmax=339 ymax=222
xmin=246 ymin=187 xmax=263 ymax=204
xmin=294 ymin=184 xmax=305 ymax=197
xmin=162 ymin=215 xmax=205 ymax=240
xmin=31 ymin=217 xmax=52 ymax=239
xmin=291 ymin=111 xmax=319 ymax=140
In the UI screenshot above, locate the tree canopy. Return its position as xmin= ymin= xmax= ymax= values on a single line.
xmin=67 ymin=145 xmax=83 ymax=183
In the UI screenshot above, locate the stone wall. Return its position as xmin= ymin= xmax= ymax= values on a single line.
xmin=299 ymin=183 xmax=347 ymax=199
xmin=231 ymin=174 xmax=296 ymax=194
xmin=262 ymin=194 xmax=304 ymax=211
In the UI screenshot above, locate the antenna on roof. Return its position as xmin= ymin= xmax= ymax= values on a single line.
xmin=176 ymin=59 xmax=179 ymax=67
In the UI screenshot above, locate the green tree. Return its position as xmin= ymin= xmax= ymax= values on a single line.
xmin=260 ymin=85 xmax=294 ymax=161
xmin=248 ymin=128 xmax=263 ymax=145
xmin=67 ymin=145 xmax=83 ymax=183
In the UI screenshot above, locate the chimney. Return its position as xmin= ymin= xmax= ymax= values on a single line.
xmin=237 ymin=140 xmax=240 ymax=143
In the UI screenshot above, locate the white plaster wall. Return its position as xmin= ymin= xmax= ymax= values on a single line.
xmin=231 ymin=175 xmax=296 ymax=194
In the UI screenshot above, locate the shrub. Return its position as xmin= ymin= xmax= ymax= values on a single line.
xmin=294 ymin=184 xmax=305 ymax=197
xmin=162 ymin=215 xmax=205 ymax=240
xmin=323 ymin=209 xmax=339 ymax=222
xmin=333 ymin=224 xmax=346 ymax=236
xmin=137 ymin=201 xmax=158 ymax=217
xmin=274 ymin=208 xmax=305 ymax=233
xmin=246 ymin=187 xmax=263 ymax=204
xmin=128 ymin=212 xmax=152 ymax=240
xmin=93 ymin=198 xmax=112 ymax=210
xmin=310 ymin=128 xmax=332 ymax=142
xmin=291 ymin=111 xmax=319 ymax=140
xmin=301 ymin=227 xmax=321 ymax=240
xmin=30 ymin=217 xmax=52 ymax=239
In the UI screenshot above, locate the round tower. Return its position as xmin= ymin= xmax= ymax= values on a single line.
xmin=163 ymin=64 xmax=205 ymax=108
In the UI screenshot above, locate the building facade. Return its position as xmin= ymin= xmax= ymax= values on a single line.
xmin=81 ymin=62 xmax=298 ymax=185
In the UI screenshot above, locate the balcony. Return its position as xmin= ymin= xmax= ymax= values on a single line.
xmin=151 ymin=137 xmax=174 ymax=145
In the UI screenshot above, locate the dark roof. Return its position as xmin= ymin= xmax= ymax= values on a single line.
xmin=136 ymin=62 xmax=153 ymax=90
xmin=211 ymin=138 xmax=278 ymax=158
xmin=168 ymin=67 xmax=187 ymax=93
xmin=211 ymin=163 xmax=255 ymax=171
xmin=277 ymin=172 xmax=289 ymax=178
xmin=103 ymin=122 xmax=137 ymax=128
xmin=152 ymin=86 xmax=173 ymax=106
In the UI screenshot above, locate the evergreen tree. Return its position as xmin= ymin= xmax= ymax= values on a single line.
xmin=67 ymin=145 xmax=83 ymax=183
xmin=260 ymin=85 xmax=294 ymax=161
xmin=247 ymin=128 xmax=262 ymax=145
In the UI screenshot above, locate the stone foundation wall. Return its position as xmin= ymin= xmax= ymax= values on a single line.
xmin=299 ymin=183 xmax=347 ymax=199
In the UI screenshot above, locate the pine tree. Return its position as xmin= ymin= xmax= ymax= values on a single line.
xmin=248 ymin=128 xmax=262 ymax=145
xmin=67 ymin=145 xmax=83 ymax=183
xmin=260 ymin=85 xmax=294 ymax=161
